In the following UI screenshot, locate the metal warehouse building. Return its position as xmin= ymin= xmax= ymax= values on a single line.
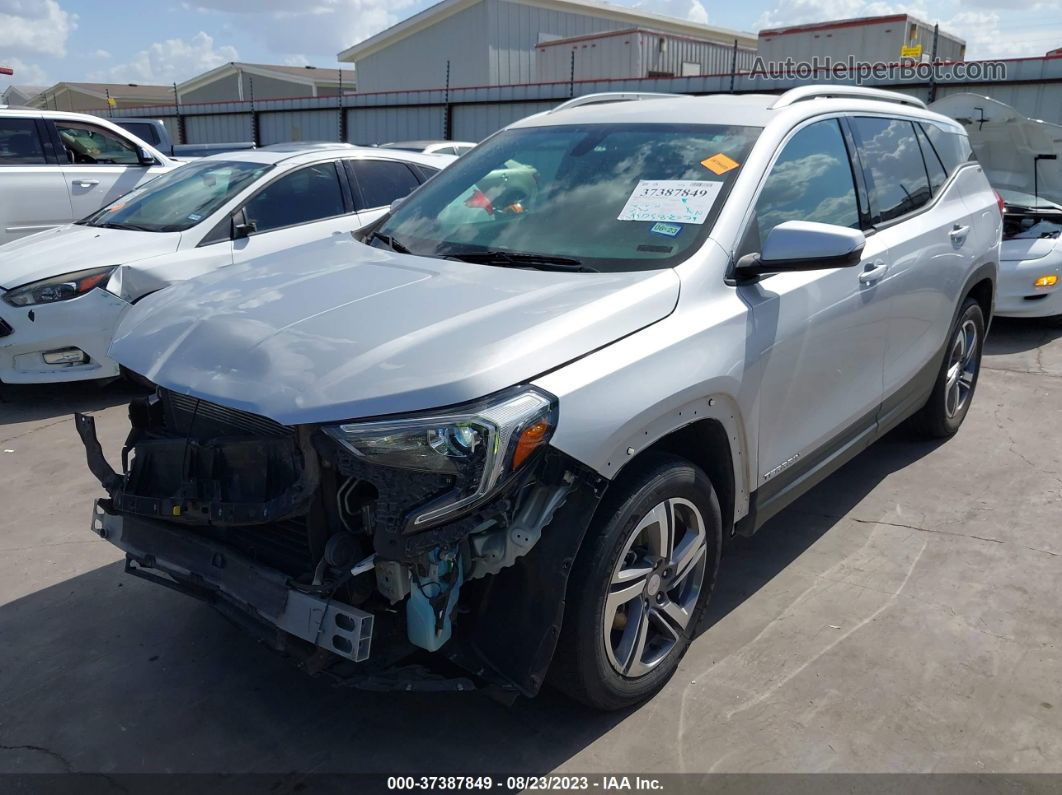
xmin=177 ymin=63 xmax=355 ymax=104
xmin=534 ymin=28 xmax=756 ymax=82
xmin=338 ymin=0 xmax=757 ymax=93
xmin=758 ymin=14 xmax=966 ymax=65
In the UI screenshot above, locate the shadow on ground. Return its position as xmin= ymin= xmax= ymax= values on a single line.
xmin=0 ymin=426 xmax=941 ymax=775
xmin=0 ymin=379 xmax=148 ymax=427
xmin=985 ymin=316 xmax=1062 ymax=356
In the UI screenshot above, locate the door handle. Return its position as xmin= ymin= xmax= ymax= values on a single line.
xmin=858 ymin=260 xmax=889 ymax=285
xmin=949 ymin=224 xmax=970 ymax=244
xmin=73 ymin=179 xmax=99 ymax=188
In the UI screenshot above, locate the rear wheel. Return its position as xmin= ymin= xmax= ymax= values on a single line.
xmin=911 ymin=297 xmax=985 ymax=438
xmin=551 ymin=454 xmax=722 ymax=711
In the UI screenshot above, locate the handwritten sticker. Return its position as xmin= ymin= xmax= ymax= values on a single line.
xmin=618 ymin=180 xmax=724 ymax=225
xmin=650 ymin=222 xmax=683 ymax=237
xmin=701 ymin=153 xmax=740 ymax=175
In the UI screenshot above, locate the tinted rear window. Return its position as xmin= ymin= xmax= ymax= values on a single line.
xmin=851 ymin=117 xmax=932 ymax=224
xmin=921 ymin=122 xmax=974 ymax=175
xmin=0 ymin=118 xmax=46 ymax=165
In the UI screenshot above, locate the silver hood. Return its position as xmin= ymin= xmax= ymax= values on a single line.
xmin=110 ymin=237 xmax=680 ymax=425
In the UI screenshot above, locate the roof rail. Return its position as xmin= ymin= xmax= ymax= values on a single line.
xmin=771 ymin=86 xmax=927 ymax=110
xmin=552 ymin=92 xmax=685 ymax=113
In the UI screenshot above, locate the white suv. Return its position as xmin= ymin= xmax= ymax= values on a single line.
xmin=78 ymin=86 xmax=1001 ymax=710
xmin=0 ymin=108 xmax=177 ymax=246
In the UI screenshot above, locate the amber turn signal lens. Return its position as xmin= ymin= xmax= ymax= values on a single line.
xmin=512 ymin=420 xmax=551 ymax=470
xmin=1034 ymin=275 xmax=1058 ymax=288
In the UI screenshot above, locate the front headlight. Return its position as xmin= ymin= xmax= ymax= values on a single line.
xmin=323 ymin=386 xmax=558 ymax=530
xmin=2 ymin=266 xmax=118 ymax=307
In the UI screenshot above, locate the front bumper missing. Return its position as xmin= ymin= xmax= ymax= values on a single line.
xmin=91 ymin=500 xmax=373 ymax=663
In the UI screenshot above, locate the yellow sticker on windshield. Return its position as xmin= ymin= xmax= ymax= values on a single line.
xmin=701 ymin=153 xmax=740 ymax=175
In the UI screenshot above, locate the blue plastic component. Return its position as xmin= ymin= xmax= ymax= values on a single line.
xmin=406 ymin=551 xmax=464 ymax=652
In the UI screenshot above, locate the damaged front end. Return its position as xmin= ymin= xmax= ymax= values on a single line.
xmin=76 ymin=386 xmax=604 ymax=696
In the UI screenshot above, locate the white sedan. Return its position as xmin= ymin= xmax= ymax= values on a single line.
xmin=0 ymin=145 xmax=453 ymax=384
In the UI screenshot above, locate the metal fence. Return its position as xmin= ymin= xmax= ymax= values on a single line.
xmin=91 ymin=55 xmax=1062 ymax=146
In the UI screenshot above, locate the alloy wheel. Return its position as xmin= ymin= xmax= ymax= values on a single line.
xmin=945 ymin=318 xmax=979 ymax=419
xmin=603 ymin=497 xmax=708 ymax=679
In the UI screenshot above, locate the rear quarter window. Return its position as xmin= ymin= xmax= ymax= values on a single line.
xmin=921 ymin=122 xmax=974 ymax=175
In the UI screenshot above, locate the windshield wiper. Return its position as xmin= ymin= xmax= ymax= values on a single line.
xmin=94 ymin=221 xmax=157 ymax=232
xmin=443 ymin=250 xmax=595 ymax=272
xmin=366 ymin=230 xmax=411 ymax=254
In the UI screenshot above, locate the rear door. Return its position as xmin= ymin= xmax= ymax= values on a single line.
xmin=742 ymin=117 xmax=889 ymax=518
xmin=848 ymin=115 xmax=979 ymax=426
xmin=231 ymin=160 xmax=360 ymax=265
xmin=346 ymin=158 xmax=426 ymax=228
xmin=46 ymin=118 xmax=167 ymax=220
xmin=0 ymin=116 xmax=73 ymax=244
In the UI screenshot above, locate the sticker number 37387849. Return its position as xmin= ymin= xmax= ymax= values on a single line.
xmin=617 ymin=179 xmax=724 ymax=225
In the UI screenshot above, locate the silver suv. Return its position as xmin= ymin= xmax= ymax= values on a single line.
xmin=77 ymin=86 xmax=1000 ymax=710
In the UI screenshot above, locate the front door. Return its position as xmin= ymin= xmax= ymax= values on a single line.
xmin=739 ymin=118 xmax=888 ymax=513
xmin=48 ymin=119 xmax=164 ymax=221
xmin=231 ymin=161 xmax=362 ymax=265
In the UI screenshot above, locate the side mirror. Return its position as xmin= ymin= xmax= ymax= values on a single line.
xmin=232 ymin=218 xmax=257 ymax=240
xmin=136 ymin=147 xmax=156 ymax=166
xmin=389 ymin=197 xmax=406 ymax=215
xmin=734 ymin=220 xmax=866 ymax=280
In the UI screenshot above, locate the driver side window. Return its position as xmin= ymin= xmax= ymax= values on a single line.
xmin=748 ymin=119 xmax=861 ymax=252
xmin=53 ymin=121 xmax=140 ymax=166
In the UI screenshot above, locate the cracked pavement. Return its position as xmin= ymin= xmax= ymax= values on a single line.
xmin=0 ymin=317 xmax=1059 ymax=775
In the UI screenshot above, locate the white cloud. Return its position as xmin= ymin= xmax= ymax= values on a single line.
xmin=0 ymin=0 xmax=76 ymax=57
xmin=0 ymin=56 xmax=49 ymax=87
xmin=184 ymin=0 xmax=419 ymax=57
xmin=89 ymin=32 xmax=238 ymax=84
xmin=687 ymin=0 xmax=708 ymax=24
xmin=93 ymin=49 xmax=111 ymax=59
xmin=283 ymin=54 xmax=311 ymax=66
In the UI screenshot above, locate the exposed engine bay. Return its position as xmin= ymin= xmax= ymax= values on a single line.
xmin=76 ymin=387 xmax=604 ymax=696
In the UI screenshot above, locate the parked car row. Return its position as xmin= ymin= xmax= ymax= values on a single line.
xmin=0 ymin=141 xmax=453 ymax=383
xmin=4 ymin=87 xmax=1005 ymax=710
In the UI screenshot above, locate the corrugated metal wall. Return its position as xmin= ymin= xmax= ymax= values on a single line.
xmin=184 ymin=113 xmax=254 ymax=144
xmin=451 ymin=100 xmax=554 ymax=140
xmin=347 ymin=105 xmax=446 ymax=145
xmin=260 ymin=110 xmax=342 ymax=144
xmin=536 ymin=30 xmax=756 ymax=82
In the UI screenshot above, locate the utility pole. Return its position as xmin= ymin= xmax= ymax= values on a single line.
xmin=569 ymin=49 xmax=576 ymax=98
xmin=926 ymin=23 xmax=940 ymax=104
xmin=729 ymin=38 xmax=739 ymax=93
xmin=173 ymin=82 xmax=185 ymax=145
xmin=443 ymin=60 xmax=451 ymax=141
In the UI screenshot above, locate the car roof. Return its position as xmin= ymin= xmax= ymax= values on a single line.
xmin=510 ymin=90 xmax=964 ymax=134
xmin=198 ymin=145 xmax=456 ymax=167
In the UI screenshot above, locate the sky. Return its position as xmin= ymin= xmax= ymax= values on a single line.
xmin=1 ymin=0 xmax=1061 ymax=92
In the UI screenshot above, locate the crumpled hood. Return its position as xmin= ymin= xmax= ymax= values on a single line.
xmin=111 ymin=236 xmax=680 ymax=425
xmin=0 ymin=224 xmax=181 ymax=289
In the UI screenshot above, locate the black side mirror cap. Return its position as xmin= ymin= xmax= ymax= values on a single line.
xmin=232 ymin=219 xmax=257 ymax=240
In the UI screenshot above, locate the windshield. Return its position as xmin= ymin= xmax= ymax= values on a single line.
xmin=82 ymin=160 xmax=272 ymax=233
xmin=374 ymin=123 xmax=761 ymax=272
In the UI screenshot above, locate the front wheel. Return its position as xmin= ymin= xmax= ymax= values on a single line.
xmin=910 ymin=297 xmax=985 ymax=438
xmin=551 ymin=454 xmax=722 ymax=711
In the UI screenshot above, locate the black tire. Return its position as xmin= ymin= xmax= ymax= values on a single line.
xmin=551 ymin=453 xmax=722 ymax=711
xmin=910 ymin=297 xmax=985 ymax=438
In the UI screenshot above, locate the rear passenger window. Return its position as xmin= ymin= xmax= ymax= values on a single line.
xmin=920 ymin=122 xmax=974 ymax=175
xmin=914 ymin=123 xmax=948 ymax=194
xmin=0 ymin=118 xmax=47 ymax=165
xmin=851 ymin=117 xmax=931 ymax=223
xmin=754 ymin=119 xmax=860 ymax=243
xmin=350 ymin=160 xmax=422 ymax=209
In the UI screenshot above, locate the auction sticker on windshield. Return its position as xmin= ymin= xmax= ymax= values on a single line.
xmin=618 ymin=180 xmax=724 ymax=224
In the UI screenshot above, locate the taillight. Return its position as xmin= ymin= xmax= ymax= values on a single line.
xmin=994 ymin=190 xmax=1006 ymax=216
